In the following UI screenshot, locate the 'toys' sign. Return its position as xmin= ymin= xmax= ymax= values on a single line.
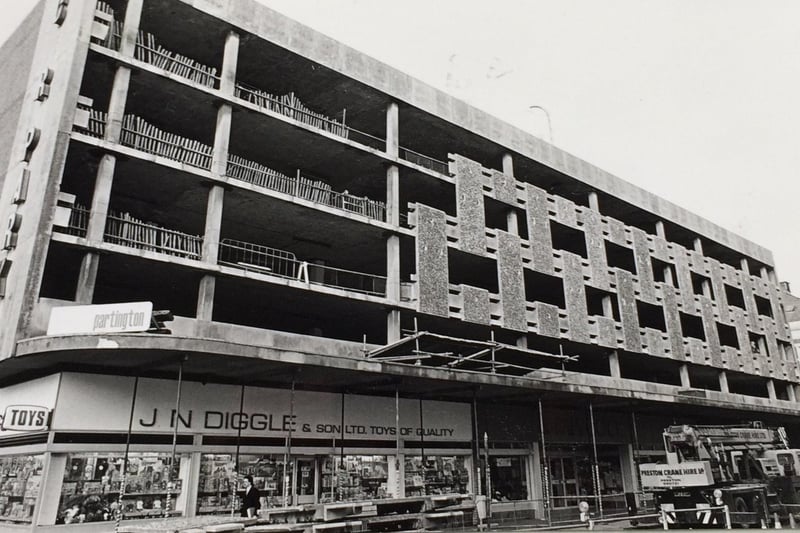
xmin=0 ymin=405 xmax=51 ymax=431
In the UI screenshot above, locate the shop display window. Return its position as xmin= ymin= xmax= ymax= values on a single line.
xmin=321 ymin=455 xmax=388 ymax=502
xmin=57 ymin=452 xmax=185 ymax=524
xmin=489 ymin=456 xmax=528 ymax=501
xmin=198 ymin=454 xmax=291 ymax=513
xmin=404 ymin=456 xmax=468 ymax=496
xmin=0 ymin=454 xmax=44 ymax=523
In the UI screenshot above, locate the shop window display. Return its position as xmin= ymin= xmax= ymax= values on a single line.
xmin=198 ymin=454 xmax=291 ymax=513
xmin=489 ymin=456 xmax=528 ymax=501
xmin=0 ymin=454 xmax=44 ymax=523
xmin=57 ymin=453 xmax=184 ymax=524
xmin=322 ymin=455 xmax=388 ymax=502
xmin=404 ymin=456 xmax=468 ymax=496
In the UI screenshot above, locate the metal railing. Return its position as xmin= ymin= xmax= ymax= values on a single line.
xmin=104 ymin=211 xmax=202 ymax=260
xmin=218 ymin=238 xmax=386 ymax=296
xmin=120 ymin=115 xmax=213 ymax=170
xmin=64 ymin=205 xmax=90 ymax=237
xmin=235 ymin=84 xmax=385 ymax=151
xmin=226 ymin=155 xmax=386 ymax=222
xmin=399 ymin=147 xmax=449 ymax=175
xmin=135 ymin=30 xmax=219 ymax=88
xmin=93 ymin=2 xmax=122 ymax=51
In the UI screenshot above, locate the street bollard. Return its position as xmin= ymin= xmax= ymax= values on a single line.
xmin=789 ymin=513 xmax=796 ymax=529
xmin=723 ymin=504 xmax=732 ymax=530
xmin=661 ymin=508 xmax=669 ymax=530
xmin=587 ymin=518 xmax=594 ymax=531
xmin=774 ymin=512 xmax=782 ymax=529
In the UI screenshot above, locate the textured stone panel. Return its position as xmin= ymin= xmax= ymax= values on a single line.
xmin=765 ymin=328 xmax=780 ymax=372
xmin=740 ymin=277 xmax=759 ymax=331
xmin=606 ymin=218 xmax=627 ymax=246
xmin=596 ymin=316 xmax=618 ymax=348
xmin=632 ymin=229 xmax=656 ymax=303
xmin=674 ymin=252 xmax=695 ymax=309
xmin=719 ymin=346 xmax=733 ymax=369
xmin=533 ymin=302 xmax=560 ymax=338
xmin=615 ymin=269 xmax=641 ymax=351
xmin=699 ymin=297 xmax=722 ymax=366
xmin=687 ymin=338 xmax=705 ymax=365
xmin=709 ymin=261 xmax=729 ymax=324
xmin=497 ymin=231 xmax=527 ymax=332
xmin=554 ymin=196 xmax=578 ymax=227
xmin=652 ymin=236 xmax=670 ymax=261
xmin=769 ymin=284 xmax=790 ymax=336
xmin=452 ymin=155 xmax=487 ymax=256
xmin=525 ymin=185 xmax=554 ymax=274
xmin=461 ymin=285 xmax=490 ymax=325
xmin=732 ymin=309 xmax=751 ymax=357
xmin=645 ymin=328 xmax=666 ymax=358
xmin=583 ymin=209 xmax=609 ymax=289
xmin=491 ymin=169 xmax=517 ymax=206
xmin=563 ymin=252 xmax=590 ymax=343
xmin=416 ymin=205 xmax=450 ymax=317
xmin=662 ymin=285 xmax=684 ymax=359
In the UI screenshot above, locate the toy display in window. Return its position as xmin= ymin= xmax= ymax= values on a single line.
xmin=0 ymin=455 xmax=44 ymax=523
xmin=404 ymin=456 xmax=468 ymax=496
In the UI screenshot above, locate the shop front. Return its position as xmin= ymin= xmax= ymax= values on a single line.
xmin=0 ymin=372 xmax=475 ymax=526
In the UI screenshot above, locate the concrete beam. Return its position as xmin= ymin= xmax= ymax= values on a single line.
xmin=220 ymin=31 xmax=240 ymax=95
xmin=718 ymin=370 xmax=729 ymax=394
xmin=787 ymin=383 xmax=797 ymax=403
xmin=86 ymin=154 xmax=116 ymax=242
xmin=211 ymin=104 xmax=232 ymax=177
xmin=196 ymin=274 xmax=216 ymax=321
xmin=386 ymin=309 xmax=401 ymax=344
xmin=386 ymin=164 xmax=399 ymax=226
xmin=386 ymin=234 xmax=400 ymax=302
xmin=201 ymin=185 xmax=224 ymax=263
xmin=767 ymin=379 xmax=777 ymax=401
xmin=75 ymin=252 xmax=99 ymax=304
xmin=608 ymin=350 xmax=621 ymax=379
xmin=119 ymin=0 xmax=144 ymax=57
xmin=386 ymin=102 xmax=399 ymax=158
xmin=679 ymin=364 xmax=691 ymax=388
xmin=104 ymin=66 xmax=131 ymax=143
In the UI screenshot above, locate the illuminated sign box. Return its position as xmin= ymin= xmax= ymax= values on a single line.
xmin=46 ymin=301 xmax=153 ymax=335
xmin=639 ymin=461 xmax=714 ymax=490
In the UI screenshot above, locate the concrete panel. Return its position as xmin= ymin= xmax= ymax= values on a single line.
xmin=687 ymin=338 xmax=705 ymax=365
xmin=764 ymin=328 xmax=780 ymax=372
xmin=651 ymin=236 xmax=670 ymax=262
xmin=525 ymin=184 xmax=554 ymax=274
xmin=740 ymin=276 xmax=759 ymax=331
xmin=562 ymin=252 xmax=589 ymax=343
xmin=769 ymin=284 xmax=789 ymax=337
xmin=554 ymin=195 xmax=578 ymax=227
xmin=699 ymin=297 xmax=722 ymax=366
xmin=632 ymin=228 xmax=656 ymax=303
xmin=606 ymin=217 xmax=627 ymax=246
xmin=491 ymin=168 xmax=517 ymax=206
xmin=708 ymin=261 xmax=730 ymax=324
xmin=496 ymin=231 xmax=527 ymax=332
xmin=719 ymin=346 xmax=733 ymax=370
xmin=415 ymin=204 xmax=450 ymax=317
xmin=596 ymin=316 xmax=617 ymax=348
xmin=662 ymin=285 xmax=684 ymax=359
xmin=645 ymin=328 xmax=666 ymax=358
xmin=532 ymin=302 xmax=560 ymax=338
xmin=615 ymin=269 xmax=641 ymax=352
xmin=674 ymin=252 xmax=696 ymax=309
xmin=461 ymin=284 xmax=491 ymax=325
xmin=583 ymin=209 xmax=610 ymax=289
xmin=452 ymin=155 xmax=487 ymax=256
xmin=732 ymin=308 xmax=752 ymax=358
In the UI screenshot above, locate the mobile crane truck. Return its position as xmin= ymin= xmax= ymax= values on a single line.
xmin=639 ymin=422 xmax=800 ymax=528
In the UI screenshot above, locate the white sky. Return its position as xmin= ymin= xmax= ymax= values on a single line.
xmin=2 ymin=1 xmax=799 ymax=289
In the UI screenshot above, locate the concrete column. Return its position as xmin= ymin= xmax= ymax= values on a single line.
xmin=679 ymin=364 xmax=691 ymax=388
xmin=701 ymin=279 xmax=712 ymax=298
xmin=211 ymin=104 xmax=233 ymax=176
xmin=105 ymin=66 xmax=131 ymax=143
xmin=588 ymin=191 xmax=600 ymax=211
xmin=602 ymin=295 xmax=614 ymax=319
xmin=760 ymin=266 xmax=769 ymax=281
xmin=220 ymin=31 xmax=240 ymax=95
xmin=516 ymin=335 xmax=528 ymax=349
xmin=196 ymin=274 xmax=216 ymax=321
xmin=386 ymin=235 xmax=400 ymax=302
xmin=86 ymin=154 xmax=116 ymax=242
xmin=693 ymin=237 xmax=703 ymax=255
xmin=201 ymin=185 xmax=225 ymax=263
xmin=75 ymin=253 xmax=100 ymax=304
xmin=608 ymin=350 xmax=621 ymax=378
xmin=386 ymin=164 xmax=400 ymax=226
xmin=655 ymin=221 xmax=666 ymax=239
xmin=502 ymin=153 xmax=514 ymax=176
xmin=664 ymin=265 xmax=675 ymax=287
xmin=718 ymin=370 xmax=729 ymax=393
xmin=119 ymin=0 xmax=144 ymax=57
xmin=386 ymin=309 xmax=401 ymax=344
xmin=506 ymin=210 xmax=519 ymax=236
xmin=386 ymin=102 xmax=399 ymax=158
xmin=787 ymin=383 xmax=797 ymax=403
xmin=740 ymin=258 xmax=750 ymax=275
xmin=767 ymin=379 xmax=777 ymax=401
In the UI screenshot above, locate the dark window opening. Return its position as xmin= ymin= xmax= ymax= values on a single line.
xmin=585 ymin=286 xmax=620 ymax=320
xmin=637 ymin=301 xmax=666 ymax=332
xmin=749 ymin=332 xmax=768 ymax=356
xmin=680 ymin=312 xmax=706 ymax=341
xmin=754 ymin=294 xmax=773 ymax=318
xmin=717 ymin=323 xmax=739 ymax=349
xmin=725 ymin=284 xmax=746 ymax=309
xmin=484 ymin=198 xmax=528 ymax=240
xmin=448 ymin=249 xmax=499 ymax=293
xmin=550 ymin=221 xmax=587 ymax=259
xmin=524 ymin=269 xmax=566 ymax=309
xmin=651 ymin=257 xmax=676 ymax=286
xmin=605 ymin=241 xmax=636 ymax=274
xmin=690 ymin=272 xmax=714 ymax=299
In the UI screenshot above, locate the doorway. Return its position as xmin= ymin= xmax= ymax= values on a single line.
xmin=294 ymin=457 xmax=317 ymax=504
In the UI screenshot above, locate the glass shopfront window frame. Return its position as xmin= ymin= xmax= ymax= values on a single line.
xmin=0 ymin=454 xmax=45 ymax=524
xmin=404 ymin=455 xmax=469 ymax=497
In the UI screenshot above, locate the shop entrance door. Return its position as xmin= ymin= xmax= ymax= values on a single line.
xmin=295 ymin=458 xmax=317 ymax=504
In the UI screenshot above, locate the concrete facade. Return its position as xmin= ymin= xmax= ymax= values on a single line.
xmin=0 ymin=0 xmax=799 ymax=528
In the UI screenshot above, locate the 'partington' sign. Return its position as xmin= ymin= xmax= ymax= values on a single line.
xmin=639 ymin=461 xmax=714 ymax=490
xmin=47 ymin=301 xmax=153 ymax=335
xmin=0 ymin=405 xmax=51 ymax=432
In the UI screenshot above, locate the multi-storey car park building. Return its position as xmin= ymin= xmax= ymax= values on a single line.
xmin=0 ymin=0 xmax=798 ymax=529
